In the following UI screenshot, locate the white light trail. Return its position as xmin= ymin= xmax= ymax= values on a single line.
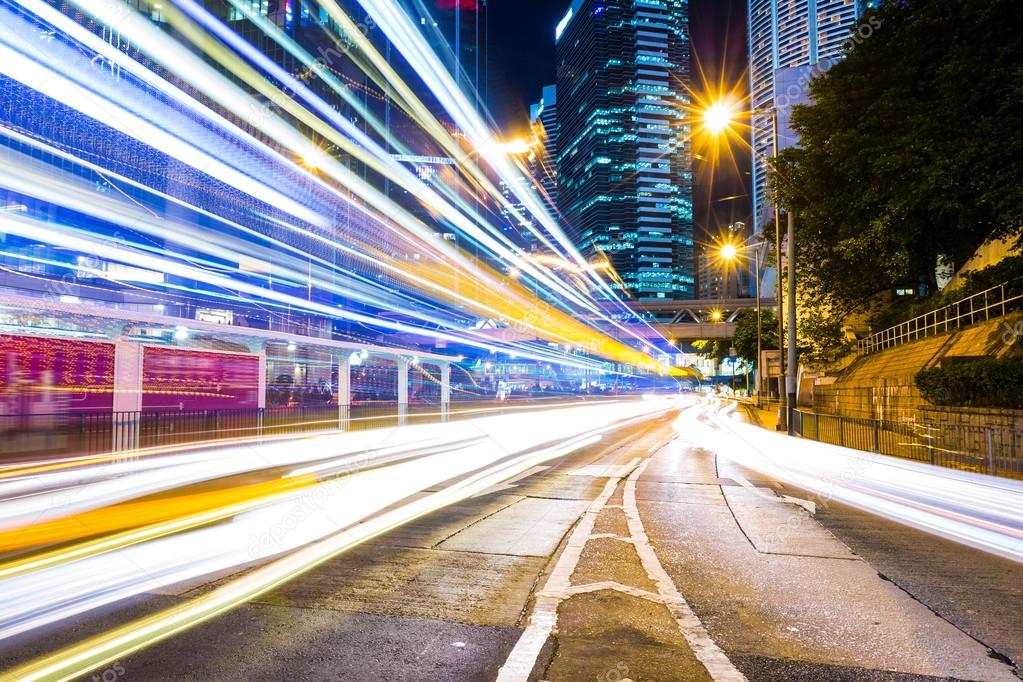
xmin=0 ymin=399 xmax=677 ymax=646
xmin=0 ymin=23 xmax=321 ymax=227
xmin=0 ymin=0 xmax=684 ymax=378
xmin=679 ymin=403 xmax=1023 ymax=563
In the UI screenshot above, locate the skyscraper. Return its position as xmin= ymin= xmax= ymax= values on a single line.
xmin=555 ymin=0 xmax=694 ymax=301
xmin=749 ymin=0 xmax=878 ymax=231
xmin=529 ymin=84 xmax=559 ymax=229
xmin=403 ymin=0 xmax=489 ymax=114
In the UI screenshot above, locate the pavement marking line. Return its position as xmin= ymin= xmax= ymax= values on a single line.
xmin=623 ymin=458 xmax=749 ymax=682
xmin=498 ymin=435 xmax=746 ymax=682
xmin=569 ymin=458 xmax=640 ymax=478
xmin=551 ymin=580 xmax=660 ymax=600
xmin=495 ymin=467 xmax=629 ymax=682
xmin=587 ymin=532 xmax=637 ymax=544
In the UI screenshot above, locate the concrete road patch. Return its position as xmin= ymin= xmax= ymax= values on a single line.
xmin=439 ymin=497 xmax=590 ymax=557
xmin=261 ymin=544 xmax=545 ymax=626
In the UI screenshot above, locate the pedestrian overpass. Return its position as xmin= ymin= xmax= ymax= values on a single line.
xmin=612 ymin=298 xmax=778 ymax=342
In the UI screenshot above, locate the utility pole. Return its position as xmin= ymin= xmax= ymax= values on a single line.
xmin=786 ymin=212 xmax=798 ymax=435
xmin=772 ymin=110 xmax=787 ymax=431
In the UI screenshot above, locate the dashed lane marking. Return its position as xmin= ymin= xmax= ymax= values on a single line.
xmin=495 ymin=467 xmax=630 ymax=682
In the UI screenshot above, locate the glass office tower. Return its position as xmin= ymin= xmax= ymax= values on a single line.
xmin=555 ymin=0 xmax=694 ymax=301
xmin=748 ymin=0 xmax=878 ymax=231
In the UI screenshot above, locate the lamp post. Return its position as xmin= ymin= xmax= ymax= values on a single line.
xmin=719 ymin=239 xmax=766 ymax=408
xmin=701 ymin=101 xmax=793 ymax=430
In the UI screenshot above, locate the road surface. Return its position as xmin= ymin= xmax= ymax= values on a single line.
xmin=1 ymin=400 xmax=1020 ymax=681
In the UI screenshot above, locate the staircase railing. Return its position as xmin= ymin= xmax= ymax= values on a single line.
xmin=856 ymin=280 xmax=1023 ymax=354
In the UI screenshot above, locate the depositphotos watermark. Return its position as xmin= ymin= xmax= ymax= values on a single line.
xmin=91 ymin=662 xmax=126 ymax=682
xmin=596 ymin=662 xmax=654 ymax=682
xmin=1001 ymin=320 xmax=1023 ymax=345
xmin=774 ymin=15 xmax=883 ymax=109
xmin=246 ymin=462 xmax=368 ymax=559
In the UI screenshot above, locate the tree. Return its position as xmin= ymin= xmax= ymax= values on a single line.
xmin=693 ymin=310 xmax=778 ymax=371
xmin=772 ymin=0 xmax=1023 ymax=323
xmin=691 ymin=338 xmax=729 ymax=363
xmin=731 ymin=309 xmax=778 ymax=367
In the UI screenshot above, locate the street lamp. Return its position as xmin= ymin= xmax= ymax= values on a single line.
xmin=700 ymin=100 xmax=795 ymax=432
xmin=719 ymin=239 xmax=766 ymax=408
xmin=702 ymin=102 xmax=736 ymax=135
xmin=719 ymin=242 xmax=738 ymax=262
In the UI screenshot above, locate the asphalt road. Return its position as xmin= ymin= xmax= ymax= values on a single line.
xmin=1 ymin=408 xmax=1020 ymax=681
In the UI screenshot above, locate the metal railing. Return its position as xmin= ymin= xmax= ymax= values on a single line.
xmin=793 ymin=410 xmax=1023 ymax=479
xmin=857 ymin=280 xmax=1023 ymax=354
xmin=1 ymin=406 xmax=366 ymax=459
xmin=0 ymin=395 xmax=631 ymax=460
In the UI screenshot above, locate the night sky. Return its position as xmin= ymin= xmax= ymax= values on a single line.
xmin=486 ymin=0 xmax=751 ymax=239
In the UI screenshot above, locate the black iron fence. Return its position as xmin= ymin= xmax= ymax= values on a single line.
xmin=1 ymin=406 xmax=361 ymax=459
xmin=793 ymin=410 xmax=1023 ymax=479
xmin=0 ymin=395 xmax=628 ymax=460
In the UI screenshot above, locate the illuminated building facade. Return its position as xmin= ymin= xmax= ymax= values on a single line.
xmin=529 ymin=84 xmax=560 ymax=226
xmin=499 ymin=84 xmax=560 ymax=250
xmin=555 ymin=0 xmax=695 ymax=301
xmin=749 ymin=0 xmax=879 ymax=231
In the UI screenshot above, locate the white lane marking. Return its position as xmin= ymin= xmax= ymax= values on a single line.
xmin=495 ymin=469 xmax=628 ymax=682
xmin=569 ymin=458 xmax=640 ymax=478
xmin=623 ymin=459 xmax=748 ymax=682
xmin=546 ymin=580 xmax=660 ymax=601
xmin=587 ymin=533 xmax=637 ymax=544
xmin=647 ymin=433 xmax=679 ymax=452
xmin=498 ymin=439 xmax=746 ymax=682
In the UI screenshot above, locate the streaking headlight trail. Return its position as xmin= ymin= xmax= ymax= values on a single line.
xmin=0 ymin=0 xmax=680 ymax=375
xmin=0 ymin=398 xmax=678 ymax=681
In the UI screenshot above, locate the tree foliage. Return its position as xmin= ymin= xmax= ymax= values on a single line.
xmin=694 ymin=310 xmax=778 ymax=369
xmin=731 ymin=309 xmax=778 ymax=366
xmin=772 ymin=0 xmax=1023 ymax=320
xmin=916 ymin=357 xmax=1023 ymax=409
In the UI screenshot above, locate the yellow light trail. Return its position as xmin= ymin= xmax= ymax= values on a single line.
xmin=0 ymin=476 xmax=321 ymax=581
xmin=0 ymin=476 xmax=316 ymax=553
xmin=0 ymin=404 xmax=678 ymax=682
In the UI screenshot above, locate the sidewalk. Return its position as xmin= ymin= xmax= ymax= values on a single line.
xmin=637 ymin=438 xmax=1015 ymax=681
xmin=733 ymin=398 xmax=783 ymax=432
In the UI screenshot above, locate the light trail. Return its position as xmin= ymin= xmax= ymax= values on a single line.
xmin=678 ymin=402 xmax=1023 ymax=564
xmin=0 ymin=398 xmax=677 ymax=679
xmin=0 ymin=25 xmax=321 ymax=227
xmin=0 ymin=210 xmax=647 ymax=371
xmin=0 ymin=0 xmax=683 ymax=377
xmin=0 ymin=433 xmax=601 ymax=682
xmin=354 ymin=0 xmax=651 ymax=314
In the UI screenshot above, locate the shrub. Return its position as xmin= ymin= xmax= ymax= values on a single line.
xmin=916 ymin=356 xmax=1023 ymax=409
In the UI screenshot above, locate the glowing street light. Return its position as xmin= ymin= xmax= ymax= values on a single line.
xmin=719 ymin=242 xmax=739 ymax=262
xmin=300 ymin=143 xmax=328 ymax=170
xmin=478 ymin=137 xmax=538 ymax=159
xmin=702 ymin=101 xmax=737 ymax=135
xmin=500 ymin=138 xmax=535 ymax=155
xmin=701 ymin=96 xmax=794 ymax=431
